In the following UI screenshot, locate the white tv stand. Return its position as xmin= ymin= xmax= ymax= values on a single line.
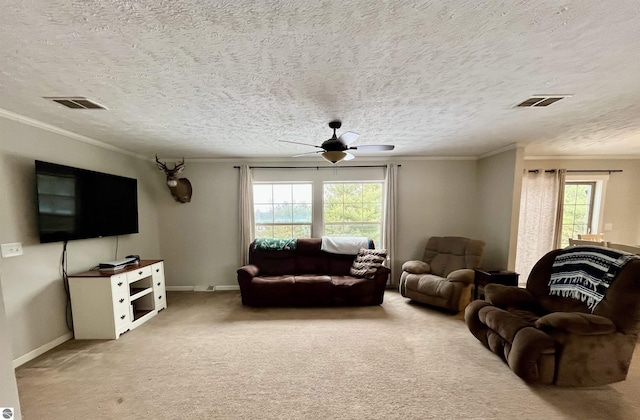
xmin=68 ymin=260 xmax=166 ymax=339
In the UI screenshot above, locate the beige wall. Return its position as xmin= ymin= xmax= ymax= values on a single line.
xmin=157 ymin=159 xmax=483 ymax=287
xmin=156 ymin=162 xmax=241 ymax=289
xmin=476 ymin=148 xmax=523 ymax=270
xmin=395 ymin=160 xmax=481 ymax=279
xmin=0 ymin=116 xmax=162 ymax=361
xmin=0 ymin=275 xmax=22 ymax=418
xmin=523 ymin=159 xmax=640 ymax=245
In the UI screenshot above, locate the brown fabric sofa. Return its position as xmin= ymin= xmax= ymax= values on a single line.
xmin=399 ymin=236 xmax=485 ymax=312
xmin=465 ymin=247 xmax=640 ymax=386
xmin=237 ymin=238 xmax=389 ymax=307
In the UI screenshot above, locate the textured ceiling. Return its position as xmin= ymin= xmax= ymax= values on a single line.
xmin=2 ymin=1 xmax=640 ymax=160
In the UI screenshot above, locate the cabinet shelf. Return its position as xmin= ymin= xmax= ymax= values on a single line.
xmin=132 ymin=308 xmax=154 ymax=321
xmin=130 ymin=286 xmax=153 ymax=301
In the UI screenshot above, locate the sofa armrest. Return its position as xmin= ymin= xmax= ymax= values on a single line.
xmin=373 ymin=265 xmax=391 ymax=283
xmin=535 ymin=312 xmax=616 ymax=335
xmin=402 ymin=260 xmax=430 ymax=274
xmin=447 ymin=268 xmax=474 ymax=284
xmin=485 ymin=284 xmax=539 ymax=310
xmin=237 ymin=264 xmax=260 ymax=282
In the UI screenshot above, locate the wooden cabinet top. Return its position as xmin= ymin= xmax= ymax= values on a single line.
xmin=69 ymin=259 xmax=163 ymax=278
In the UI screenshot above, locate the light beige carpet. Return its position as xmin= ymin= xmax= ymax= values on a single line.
xmin=16 ymin=291 xmax=640 ymax=419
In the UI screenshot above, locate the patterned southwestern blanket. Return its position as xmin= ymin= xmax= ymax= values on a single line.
xmin=254 ymin=238 xmax=297 ymax=251
xmin=549 ymin=246 xmax=638 ymax=312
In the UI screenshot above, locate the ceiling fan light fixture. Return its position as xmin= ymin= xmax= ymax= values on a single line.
xmin=322 ymin=151 xmax=347 ymax=164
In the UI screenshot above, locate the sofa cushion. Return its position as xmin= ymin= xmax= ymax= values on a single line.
xmin=331 ymin=276 xmax=380 ymax=296
xmin=479 ymin=306 xmax=535 ymax=343
xmin=250 ymin=249 xmax=295 ymax=276
xmin=350 ymin=248 xmax=387 ymax=278
xmin=423 ymin=236 xmax=484 ymax=277
xmin=293 ymin=275 xmax=333 ymax=304
xmin=327 ymin=253 xmax=358 ymax=276
xmin=250 ymin=275 xmax=295 ymax=302
xmin=296 ymin=238 xmax=328 ymax=274
xmin=403 ymin=273 xmax=452 ymax=299
xmin=535 ymin=312 xmax=616 ymax=335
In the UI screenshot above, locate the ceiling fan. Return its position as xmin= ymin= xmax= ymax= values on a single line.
xmin=279 ymin=120 xmax=395 ymax=163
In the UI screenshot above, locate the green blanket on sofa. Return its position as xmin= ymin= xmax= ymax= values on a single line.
xmin=254 ymin=238 xmax=297 ymax=251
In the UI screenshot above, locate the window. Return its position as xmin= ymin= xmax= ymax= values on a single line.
xmin=323 ymin=182 xmax=383 ymax=244
xmin=559 ymin=175 xmax=608 ymax=247
xmin=250 ymin=167 xmax=386 ymax=243
xmin=253 ymin=183 xmax=312 ymax=238
xmin=560 ymin=182 xmax=595 ymax=246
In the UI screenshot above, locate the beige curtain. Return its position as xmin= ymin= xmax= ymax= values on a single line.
xmin=383 ymin=164 xmax=398 ymax=286
xmin=239 ymin=165 xmax=254 ymax=266
xmin=515 ymin=169 xmax=566 ymax=285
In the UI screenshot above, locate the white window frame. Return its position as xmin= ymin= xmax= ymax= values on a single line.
xmin=252 ymin=182 xmax=313 ymax=238
xmin=322 ymin=181 xmax=384 ymax=245
xmin=250 ymin=167 xmax=386 ymax=241
xmin=564 ymin=174 xmax=608 ymax=235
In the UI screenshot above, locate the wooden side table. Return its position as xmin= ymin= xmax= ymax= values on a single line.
xmin=473 ymin=269 xmax=519 ymax=300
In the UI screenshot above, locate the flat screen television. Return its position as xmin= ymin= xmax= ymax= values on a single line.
xmin=35 ymin=160 xmax=139 ymax=243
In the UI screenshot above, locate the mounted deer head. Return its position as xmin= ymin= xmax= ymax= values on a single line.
xmin=155 ymin=155 xmax=193 ymax=203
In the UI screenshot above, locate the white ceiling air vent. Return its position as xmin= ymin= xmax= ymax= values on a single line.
xmin=514 ymin=95 xmax=571 ymax=108
xmin=44 ymin=97 xmax=107 ymax=109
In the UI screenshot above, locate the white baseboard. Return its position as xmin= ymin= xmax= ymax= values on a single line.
xmin=165 ymin=285 xmax=240 ymax=292
xmin=13 ymin=332 xmax=73 ymax=368
xmin=214 ymin=285 xmax=240 ymax=291
xmin=165 ymin=286 xmax=195 ymax=291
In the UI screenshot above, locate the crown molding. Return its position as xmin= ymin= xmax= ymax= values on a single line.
xmin=9 ymin=108 xmax=633 ymax=163
xmin=524 ymin=155 xmax=640 ymax=160
xmin=477 ymin=143 xmax=526 ymax=160
xmin=0 ymin=107 xmax=146 ymax=160
xmin=177 ymin=155 xmax=477 ymax=164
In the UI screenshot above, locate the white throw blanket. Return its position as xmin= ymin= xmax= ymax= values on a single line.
xmin=321 ymin=236 xmax=370 ymax=255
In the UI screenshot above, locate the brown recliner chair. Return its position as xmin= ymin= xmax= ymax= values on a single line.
xmin=399 ymin=236 xmax=485 ymax=312
xmin=465 ymin=246 xmax=640 ymax=386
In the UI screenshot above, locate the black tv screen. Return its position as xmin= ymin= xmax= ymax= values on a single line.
xmin=35 ymin=160 xmax=139 ymax=243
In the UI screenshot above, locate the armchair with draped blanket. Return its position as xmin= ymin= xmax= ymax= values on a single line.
xmin=465 ymin=246 xmax=640 ymax=386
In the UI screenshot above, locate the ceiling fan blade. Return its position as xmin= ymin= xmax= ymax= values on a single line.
xmin=350 ymin=144 xmax=395 ymax=152
xmin=337 ymin=131 xmax=359 ymax=146
xmin=292 ymin=151 xmax=323 ymax=157
xmin=279 ymin=139 xmax=322 ymax=148
xmin=343 ymin=152 xmax=355 ymax=161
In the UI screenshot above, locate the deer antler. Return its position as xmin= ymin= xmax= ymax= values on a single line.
xmin=155 ymin=154 xmax=168 ymax=171
xmin=173 ymin=157 xmax=185 ymax=172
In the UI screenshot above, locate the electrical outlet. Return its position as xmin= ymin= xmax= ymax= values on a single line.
xmin=1 ymin=242 xmax=23 ymax=258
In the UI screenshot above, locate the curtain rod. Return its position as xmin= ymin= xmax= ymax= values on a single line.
xmin=233 ymin=165 xmax=400 ymax=169
xmin=527 ymin=169 xmax=623 ymax=174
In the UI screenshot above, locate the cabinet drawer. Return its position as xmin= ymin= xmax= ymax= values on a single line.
xmin=155 ymin=292 xmax=166 ymax=310
xmin=127 ymin=266 xmax=152 ymax=283
xmin=113 ymin=294 xmax=129 ymax=325
xmin=113 ymin=306 xmax=130 ymax=327
xmin=111 ymin=274 xmax=128 ymax=294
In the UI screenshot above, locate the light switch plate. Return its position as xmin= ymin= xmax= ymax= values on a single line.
xmin=1 ymin=242 xmax=23 ymax=258
xmin=604 ymin=223 xmax=613 ymax=231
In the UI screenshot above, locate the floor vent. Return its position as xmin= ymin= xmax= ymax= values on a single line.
xmin=514 ymin=95 xmax=570 ymax=108
xmin=45 ymin=97 xmax=107 ymax=109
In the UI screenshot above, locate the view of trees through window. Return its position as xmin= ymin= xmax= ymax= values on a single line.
xmin=323 ymin=182 xmax=383 ymax=245
xmin=560 ymin=182 xmax=595 ymax=247
xmin=252 ymin=181 xmax=384 ymax=243
xmin=253 ymin=183 xmax=312 ymax=238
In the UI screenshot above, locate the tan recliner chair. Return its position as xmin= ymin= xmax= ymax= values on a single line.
xmin=399 ymin=236 xmax=485 ymax=311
